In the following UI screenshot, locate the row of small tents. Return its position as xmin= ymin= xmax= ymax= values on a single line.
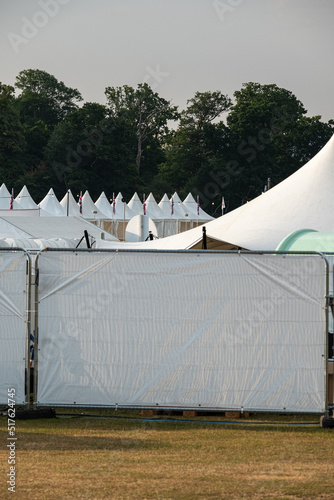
xmin=0 ymin=184 xmax=213 ymax=222
xmin=0 ymin=184 xmax=214 ymax=240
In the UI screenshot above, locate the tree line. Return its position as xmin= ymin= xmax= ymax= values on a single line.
xmin=1 ymin=69 xmax=333 ymax=215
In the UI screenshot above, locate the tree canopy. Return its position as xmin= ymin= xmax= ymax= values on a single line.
xmin=0 ymin=69 xmax=333 ymax=213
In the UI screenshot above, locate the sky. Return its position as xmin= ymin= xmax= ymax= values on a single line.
xmin=1 ymin=0 xmax=334 ymax=122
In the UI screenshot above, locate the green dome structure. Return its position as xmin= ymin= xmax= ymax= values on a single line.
xmin=276 ymin=229 xmax=334 ymax=252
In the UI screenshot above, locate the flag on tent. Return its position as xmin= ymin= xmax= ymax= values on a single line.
xmin=222 ymin=196 xmax=225 ymax=215
xmin=171 ymin=197 xmax=174 ymax=216
xmin=143 ymin=194 xmax=146 ymax=215
xmin=79 ymin=192 xmax=82 ymax=214
xmin=10 ymin=188 xmax=14 ymax=210
xmin=197 ymin=195 xmax=199 ymax=216
xmin=112 ymin=193 xmax=116 ymax=215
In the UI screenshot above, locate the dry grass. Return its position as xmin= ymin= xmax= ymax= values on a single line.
xmin=1 ymin=411 xmax=334 ymax=499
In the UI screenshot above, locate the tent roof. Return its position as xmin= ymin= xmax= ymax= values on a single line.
xmin=158 ymin=193 xmax=173 ymax=218
xmin=147 ymin=133 xmax=334 ymax=250
xmin=95 ymin=192 xmax=136 ymax=220
xmin=0 ymin=183 xmax=21 ymax=210
xmin=95 ymin=192 xmax=115 ymax=218
xmin=200 ymin=133 xmax=334 ymax=250
xmin=15 ymin=185 xmax=38 ymax=209
xmin=81 ymin=190 xmax=109 ymax=220
xmin=128 ymin=192 xmax=143 ymax=215
xmin=60 ymin=190 xmax=82 ymax=217
xmin=145 ymin=193 xmax=165 ymax=219
xmin=183 ymin=193 xmax=214 ymax=221
xmin=39 ymin=188 xmax=66 ymax=216
xmin=170 ymin=192 xmax=189 ymax=219
xmin=0 ymin=217 xmax=33 ymax=239
xmin=114 ymin=192 xmax=136 ymax=220
xmin=0 ymin=236 xmax=77 ymax=249
xmin=0 ymin=216 xmax=118 ymax=243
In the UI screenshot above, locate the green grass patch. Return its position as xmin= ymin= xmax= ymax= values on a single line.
xmin=1 ymin=410 xmax=333 ymax=499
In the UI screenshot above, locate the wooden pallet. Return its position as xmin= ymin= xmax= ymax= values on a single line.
xmin=140 ymin=409 xmax=251 ymax=418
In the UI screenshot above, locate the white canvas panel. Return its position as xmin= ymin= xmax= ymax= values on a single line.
xmin=0 ymin=251 xmax=28 ymax=405
xmin=37 ymin=251 xmax=326 ymax=412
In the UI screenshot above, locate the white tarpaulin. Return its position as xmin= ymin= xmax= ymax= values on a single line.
xmin=37 ymin=251 xmax=327 ymax=412
xmin=0 ymin=251 xmax=28 ymax=405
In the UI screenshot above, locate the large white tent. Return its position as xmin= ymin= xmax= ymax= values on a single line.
xmin=96 ymin=134 xmax=334 ymax=250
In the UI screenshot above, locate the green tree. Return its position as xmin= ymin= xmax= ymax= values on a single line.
xmin=158 ymin=91 xmax=232 ymax=210
xmin=225 ymin=82 xmax=334 ymax=208
xmin=181 ymin=90 xmax=232 ymax=129
xmin=105 ymin=83 xmax=179 ymax=178
xmin=44 ymin=102 xmax=139 ymax=200
xmin=13 ymin=69 xmax=83 ymax=199
xmin=15 ymin=69 xmax=82 ymax=128
xmin=0 ymin=83 xmax=27 ymax=189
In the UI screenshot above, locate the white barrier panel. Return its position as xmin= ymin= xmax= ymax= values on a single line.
xmin=37 ymin=251 xmax=327 ymax=412
xmin=0 ymin=251 xmax=28 ymax=405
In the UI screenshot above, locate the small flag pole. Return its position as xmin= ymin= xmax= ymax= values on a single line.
xmin=10 ymin=188 xmax=14 ymax=210
xmin=222 ymin=196 xmax=225 ymax=215
xmin=79 ymin=191 xmax=83 ymax=215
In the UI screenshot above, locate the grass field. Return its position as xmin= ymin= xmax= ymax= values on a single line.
xmin=1 ymin=410 xmax=334 ymax=499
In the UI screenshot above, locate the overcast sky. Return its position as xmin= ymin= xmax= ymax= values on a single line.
xmin=1 ymin=0 xmax=333 ymax=122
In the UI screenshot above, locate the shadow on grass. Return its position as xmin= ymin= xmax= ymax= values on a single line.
xmin=10 ymin=431 xmax=158 ymax=451
xmin=0 ymin=413 xmax=325 ymax=436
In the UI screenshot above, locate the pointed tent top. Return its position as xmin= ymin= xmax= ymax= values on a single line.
xmin=115 ymin=194 xmax=136 ymax=220
xmin=15 ymin=185 xmax=38 ymax=209
xmin=60 ymin=190 xmax=82 ymax=216
xmin=182 ymin=192 xmax=198 ymax=218
xmin=0 ymin=184 xmax=20 ymax=210
xmin=183 ymin=192 xmax=196 ymax=205
xmin=81 ymin=190 xmax=108 ymax=220
xmin=128 ymin=192 xmax=143 ymax=215
xmin=0 ymin=183 xmax=11 ymax=197
xmin=95 ymin=192 xmax=115 ymax=218
xmin=95 ymin=192 xmax=136 ymax=220
xmin=145 ymin=193 xmax=164 ymax=219
xmin=169 ymin=192 xmax=189 ymax=219
xmin=146 ymin=193 xmax=156 ymax=202
xmin=159 ymin=193 xmax=170 ymax=204
xmin=171 ymin=191 xmax=182 ymax=204
xmin=183 ymin=193 xmax=214 ymax=221
xmin=158 ymin=193 xmax=173 ymax=218
xmin=39 ymin=189 xmax=66 ymax=216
